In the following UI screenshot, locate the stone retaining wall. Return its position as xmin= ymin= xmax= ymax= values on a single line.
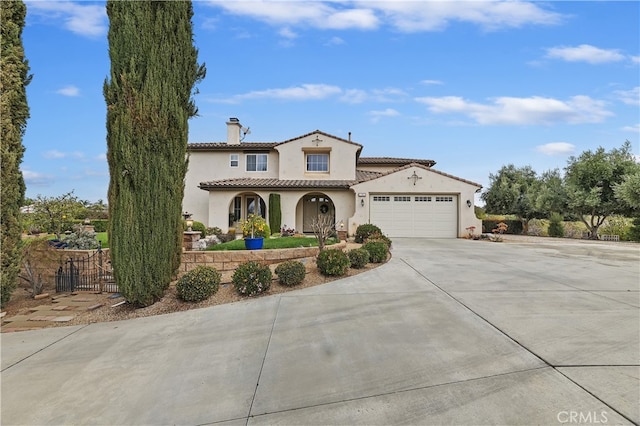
xmin=179 ymin=241 xmax=347 ymax=283
xmin=24 ymin=242 xmax=347 ymax=290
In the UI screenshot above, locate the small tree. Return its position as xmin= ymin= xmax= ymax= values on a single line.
xmin=564 ymin=142 xmax=638 ymax=239
xmin=615 ymin=171 xmax=640 ymax=242
xmin=614 ymin=172 xmax=640 ymax=211
xmin=309 ymin=214 xmax=335 ymax=251
xmin=482 ymin=164 xmax=542 ymax=234
xmin=30 ymin=191 xmax=84 ymax=238
xmin=535 ymin=169 xmax=567 ymax=218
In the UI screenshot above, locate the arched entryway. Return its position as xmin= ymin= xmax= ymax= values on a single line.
xmin=228 ymin=193 xmax=266 ymax=227
xmin=301 ymin=193 xmax=335 ymax=233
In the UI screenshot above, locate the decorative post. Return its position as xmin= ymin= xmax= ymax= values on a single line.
xmin=337 ymin=220 xmax=347 ymax=242
xmin=182 ymin=212 xmax=201 ymax=251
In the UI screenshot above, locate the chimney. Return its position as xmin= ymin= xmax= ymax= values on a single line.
xmin=226 ymin=117 xmax=241 ymax=145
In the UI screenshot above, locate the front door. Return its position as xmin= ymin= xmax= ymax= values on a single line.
xmin=303 ymin=195 xmax=334 ymax=233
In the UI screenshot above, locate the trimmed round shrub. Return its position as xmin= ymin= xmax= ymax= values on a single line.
xmin=362 ymin=241 xmax=388 ymax=263
xmin=366 ymin=231 xmax=392 ymax=248
xmin=176 ymin=266 xmax=221 ymax=302
xmin=354 ymin=223 xmax=382 ymax=243
xmin=232 ymin=261 xmax=272 ymax=296
xmin=316 ymin=249 xmax=350 ymax=276
xmin=183 ymin=220 xmax=206 ymax=234
xmin=275 ymin=260 xmax=306 ymax=287
xmin=348 ymin=248 xmax=370 ymax=269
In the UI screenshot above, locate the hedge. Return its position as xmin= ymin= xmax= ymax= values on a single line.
xmin=481 ymin=220 xmax=523 ymax=235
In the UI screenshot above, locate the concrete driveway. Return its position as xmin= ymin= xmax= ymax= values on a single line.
xmin=2 ymin=238 xmax=639 ymax=425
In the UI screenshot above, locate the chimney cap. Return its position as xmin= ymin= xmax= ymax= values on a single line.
xmin=229 ymin=117 xmax=239 ymax=123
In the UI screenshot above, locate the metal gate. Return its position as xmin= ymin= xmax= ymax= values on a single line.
xmin=55 ymin=248 xmax=117 ymax=293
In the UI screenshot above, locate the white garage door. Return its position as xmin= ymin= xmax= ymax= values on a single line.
xmin=369 ymin=195 xmax=458 ymax=238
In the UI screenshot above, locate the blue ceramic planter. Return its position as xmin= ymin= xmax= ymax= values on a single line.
xmin=244 ymin=237 xmax=264 ymax=250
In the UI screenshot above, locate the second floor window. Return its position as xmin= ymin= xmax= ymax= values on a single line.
xmin=306 ymin=153 xmax=329 ymax=172
xmin=246 ymin=153 xmax=267 ymax=172
xmin=230 ymin=154 xmax=239 ymax=168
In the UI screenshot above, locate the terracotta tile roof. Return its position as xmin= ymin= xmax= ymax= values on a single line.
xmin=188 ymin=130 xmax=363 ymax=152
xmin=358 ymin=157 xmax=436 ymax=167
xmin=199 ymin=169 xmax=383 ymax=191
xmin=200 ymin=178 xmax=354 ymax=190
xmin=355 ymin=162 xmax=482 ymax=188
xmin=198 ymin=165 xmax=481 ymax=191
xmin=278 ymin=130 xmax=363 ymax=149
xmin=188 ymin=142 xmax=278 ymax=151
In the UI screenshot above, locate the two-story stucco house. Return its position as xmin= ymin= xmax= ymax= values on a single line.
xmin=183 ymin=118 xmax=482 ymax=238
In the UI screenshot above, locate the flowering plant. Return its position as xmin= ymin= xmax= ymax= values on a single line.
xmin=240 ymin=214 xmax=270 ymax=238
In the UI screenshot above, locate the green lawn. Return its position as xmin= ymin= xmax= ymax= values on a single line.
xmin=96 ymin=232 xmax=109 ymax=248
xmin=207 ymin=236 xmax=338 ymax=251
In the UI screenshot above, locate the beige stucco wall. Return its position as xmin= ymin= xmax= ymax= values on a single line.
xmin=275 ymin=132 xmax=359 ymax=181
xmin=184 ymin=150 xmax=279 ymax=224
xmin=349 ymin=166 xmax=482 ymax=237
xmin=206 ymin=189 xmax=356 ymax=234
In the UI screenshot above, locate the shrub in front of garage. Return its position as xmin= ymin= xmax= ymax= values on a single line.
xmin=365 ymin=231 xmax=392 ymax=248
xmin=354 ymin=224 xmax=382 ymax=243
xmin=176 ymin=266 xmax=221 ymax=302
xmin=317 ymin=249 xmax=350 ymax=276
xmin=275 ymin=260 xmax=306 ymax=286
xmin=348 ymin=248 xmax=370 ymax=269
xmin=362 ymin=241 xmax=388 ymax=263
xmin=232 ymin=261 xmax=272 ymax=296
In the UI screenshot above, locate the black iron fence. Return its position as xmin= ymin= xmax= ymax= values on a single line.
xmin=55 ymin=248 xmax=117 ymax=293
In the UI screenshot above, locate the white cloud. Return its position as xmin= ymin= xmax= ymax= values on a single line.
xmin=43 ymin=150 xmax=66 ymax=159
xmin=340 ymin=87 xmax=407 ymax=104
xmin=421 ymin=80 xmax=443 ymax=85
xmin=373 ymin=1 xmax=563 ymax=32
xmin=536 ymin=142 xmax=576 ymax=156
xmin=21 ymin=169 xmax=52 ymax=186
xmin=211 ymin=83 xmax=406 ymax=104
xmin=368 ymin=108 xmax=400 ymax=123
xmin=26 ymin=1 xmax=107 ymax=38
xmin=621 ymin=124 xmax=640 ymax=133
xmin=545 ymin=44 xmax=625 ymax=64
xmin=279 ymin=27 xmax=298 ymax=39
xmin=614 ymin=87 xmax=640 ymax=106
xmin=206 ymin=1 xmax=378 ymax=30
xmin=56 ymin=85 xmax=80 ymax=97
xmin=205 ymin=1 xmax=562 ymax=32
xmin=340 ymin=89 xmax=368 ymax=104
xmin=230 ymin=84 xmax=343 ymax=102
xmin=43 ymin=150 xmax=85 ymax=160
xmin=369 ymin=108 xmax=400 ymax=117
xmin=415 ymin=95 xmax=612 ymax=125
xmin=325 ymin=36 xmax=345 ymax=46
xmin=631 ymin=56 xmax=640 ymax=64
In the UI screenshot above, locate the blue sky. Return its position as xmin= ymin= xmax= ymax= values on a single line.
xmin=21 ymin=1 xmax=639 ymax=204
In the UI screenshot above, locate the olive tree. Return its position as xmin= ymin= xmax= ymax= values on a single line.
xmin=564 ymin=141 xmax=638 ymax=239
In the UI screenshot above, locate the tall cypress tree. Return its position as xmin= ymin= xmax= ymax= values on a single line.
xmin=104 ymin=1 xmax=205 ymax=306
xmin=1 ymin=0 xmax=31 ymax=308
